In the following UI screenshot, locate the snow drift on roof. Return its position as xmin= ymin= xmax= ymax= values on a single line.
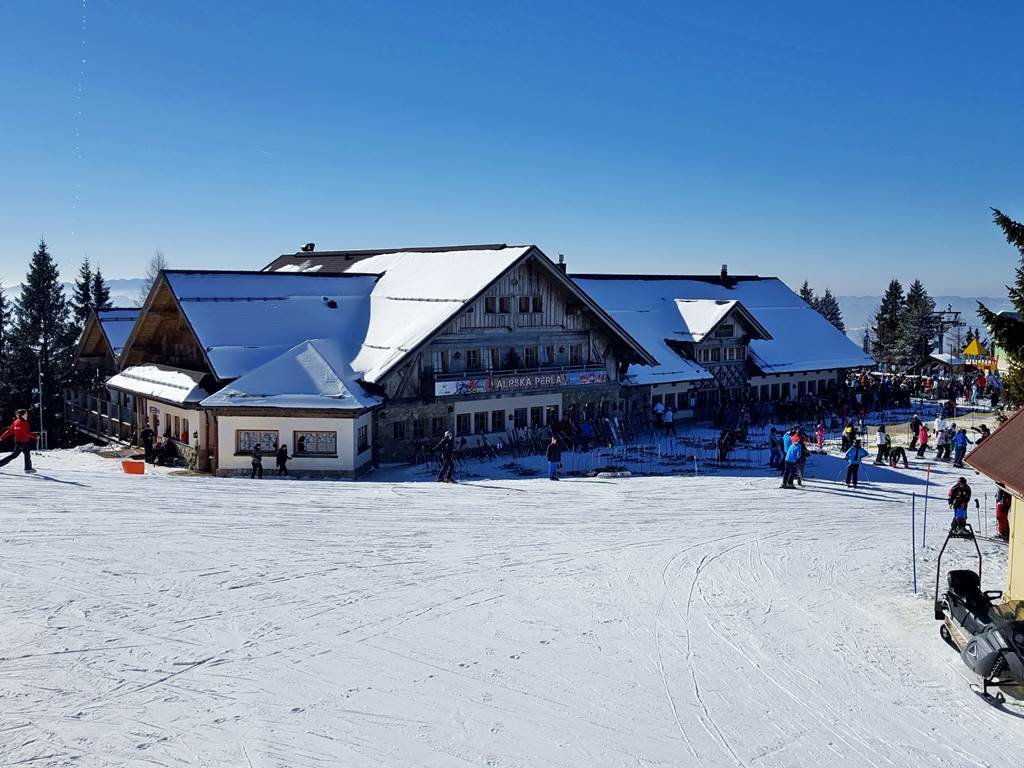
xmin=96 ymin=308 xmax=140 ymax=356
xmin=265 ymin=247 xmax=532 ymax=383
xmin=163 ymin=272 xmax=378 ymax=381
xmin=201 ymin=338 xmax=381 ymax=410
xmin=674 ymin=300 xmax=740 ymax=343
xmin=574 ymin=276 xmax=873 ymax=381
xmin=107 ymin=364 xmax=210 ymax=404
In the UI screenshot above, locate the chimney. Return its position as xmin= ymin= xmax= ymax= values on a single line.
xmin=720 ymin=264 xmax=728 ymax=279
xmin=557 ymin=253 xmax=567 ymax=273
xmin=301 ymin=242 xmax=316 ymax=253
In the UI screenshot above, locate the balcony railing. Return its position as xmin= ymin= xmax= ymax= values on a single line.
xmin=64 ymin=388 xmax=137 ymax=444
xmin=433 ymin=363 xmax=607 ymax=381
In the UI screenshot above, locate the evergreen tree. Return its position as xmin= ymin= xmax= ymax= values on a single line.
xmin=979 ymin=208 xmax=1024 ymax=404
xmin=965 ymin=327 xmax=976 ymax=346
xmin=0 ymin=284 xmax=10 ymax=416
xmin=799 ymin=281 xmax=816 ymax=307
xmin=898 ymin=279 xmax=938 ymax=364
xmin=816 ymin=289 xmax=845 ymax=333
xmin=871 ymin=279 xmax=905 ymax=367
xmin=91 ymin=268 xmax=112 ymax=311
xmin=139 ymin=249 xmax=168 ymax=305
xmin=70 ymin=256 xmax=93 ymax=329
xmin=7 ymin=240 xmax=79 ymax=444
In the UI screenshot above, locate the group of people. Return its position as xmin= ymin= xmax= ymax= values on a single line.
xmin=769 ymin=427 xmax=809 ymax=489
xmin=906 ymin=414 xmax=989 ymax=467
xmin=248 ymin=443 xmax=290 ymax=479
xmin=139 ymin=425 xmax=180 ymax=466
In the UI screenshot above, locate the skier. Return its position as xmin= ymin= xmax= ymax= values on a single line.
xmin=0 ymin=409 xmax=38 ymax=473
xmin=435 ymin=430 xmax=455 ymax=483
xmin=794 ymin=430 xmax=808 ymax=486
xmin=948 ymin=477 xmax=972 ymax=533
xmin=915 ymin=424 xmax=929 ymax=458
xmin=250 ymin=444 xmax=264 ymax=479
xmin=873 ymin=425 xmax=888 ymax=464
xmin=546 ymin=436 xmax=562 ymax=480
xmin=909 ymin=414 xmax=922 ymax=450
xmin=844 ymin=439 xmax=869 ymax=488
xmin=888 ymin=445 xmax=909 ymax=468
xmin=996 ymin=488 xmax=1012 ymax=542
xmin=140 ymin=423 xmax=156 ymax=463
xmin=815 ymin=423 xmax=825 ymax=453
xmin=934 ymin=427 xmax=949 ymax=462
xmin=276 ymin=443 xmax=289 ymax=477
xmin=653 ymin=400 xmax=665 ymax=430
xmin=780 ymin=431 xmax=802 ymax=489
xmin=768 ymin=426 xmax=781 ymax=468
xmin=663 ymin=406 xmax=676 ymax=436
xmin=841 ymin=422 xmax=855 ymax=452
xmin=951 ymin=428 xmax=973 ymax=468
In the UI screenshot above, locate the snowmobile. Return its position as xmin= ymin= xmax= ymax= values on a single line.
xmin=934 ymin=521 xmax=1024 ymax=704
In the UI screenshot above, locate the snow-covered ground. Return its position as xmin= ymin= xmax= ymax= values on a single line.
xmin=2 ymin=446 xmax=1021 ymax=767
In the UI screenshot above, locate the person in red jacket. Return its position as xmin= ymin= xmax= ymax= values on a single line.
xmin=0 ymin=409 xmax=38 ymax=473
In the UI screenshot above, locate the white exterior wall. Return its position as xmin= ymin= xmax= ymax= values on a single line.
xmin=649 ymin=381 xmax=696 ymax=417
xmin=144 ymin=399 xmax=204 ymax=447
xmin=748 ymin=369 xmax=838 ymax=399
xmin=216 ymin=415 xmax=360 ymax=474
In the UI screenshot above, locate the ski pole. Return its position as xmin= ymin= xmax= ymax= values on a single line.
xmin=912 ymin=493 xmax=917 ymax=593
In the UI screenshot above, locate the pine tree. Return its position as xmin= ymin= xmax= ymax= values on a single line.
xmin=70 ymin=256 xmax=93 ymax=329
xmin=816 ymin=289 xmax=845 ymax=333
xmin=0 ymin=284 xmax=10 ymax=417
xmin=139 ymin=249 xmax=168 ymax=305
xmin=799 ymin=281 xmax=816 ymax=307
xmin=979 ymin=208 xmax=1024 ymax=404
xmin=91 ymin=268 xmax=112 ymax=311
xmin=965 ymin=327 xmax=976 ymax=346
xmin=871 ymin=280 xmax=905 ymax=367
xmin=7 ymin=240 xmax=79 ymax=444
xmin=898 ymin=279 xmax=938 ymax=365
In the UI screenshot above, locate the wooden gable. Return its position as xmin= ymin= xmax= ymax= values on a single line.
xmin=119 ymin=277 xmax=212 ymax=375
xmin=75 ymin=313 xmax=115 ymax=372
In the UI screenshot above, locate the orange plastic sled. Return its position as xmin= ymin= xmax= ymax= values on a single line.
xmin=121 ymin=460 xmax=145 ymax=475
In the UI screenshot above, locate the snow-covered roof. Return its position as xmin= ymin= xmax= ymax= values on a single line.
xmin=931 ymin=353 xmax=964 ymax=366
xmin=96 ymin=308 xmax=140 ymax=356
xmin=262 ymin=246 xmax=533 ymax=382
xmin=201 ymin=338 xmax=381 ymax=411
xmin=107 ymin=364 xmax=211 ymax=404
xmin=573 ymin=275 xmax=874 ymax=382
xmin=162 ymin=271 xmax=378 ymax=381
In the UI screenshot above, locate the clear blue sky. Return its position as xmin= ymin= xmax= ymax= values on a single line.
xmin=1 ymin=1 xmax=1022 ymax=295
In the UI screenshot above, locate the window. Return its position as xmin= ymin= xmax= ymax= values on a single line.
xmin=432 ymin=350 xmax=448 ymax=374
xmin=710 ymin=347 xmax=721 ymax=362
xmin=736 ymin=346 xmax=746 ymax=360
xmin=173 ymin=416 xmax=181 ymax=440
xmin=781 ymin=382 xmax=791 ymax=400
xmin=797 ymin=381 xmax=807 ymax=397
xmin=499 ymin=297 xmax=510 ymax=313
xmin=412 ymin=419 xmax=425 ymax=439
xmin=540 ymin=345 xmax=554 ymax=366
xmin=532 ymin=296 xmax=543 ymax=313
xmin=530 ymin=406 xmax=543 ymax=426
xmin=485 ymin=296 xmax=497 ymax=314
xmin=514 ymin=408 xmax=528 ymax=428
xmin=236 ymin=430 xmax=278 ymax=455
xmin=357 ymin=425 xmax=369 ymax=452
xmin=819 ymin=379 xmax=828 ymax=393
xmin=491 ymin=410 xmax=505 ymax=432
xmin=431 ymin=416 xmax=445 ymax=437
xmin=569 ymin=343 xmax=583 ymax=366
xmin=651 ymin=394 xmax=663 ymax=406
xmin=524 ymin=346 xmax=538 ymax=368
xmin=474 ymin=412 xmax=488 ymax=434
xmin=182 ymin=418 xmax=189 ymax=442
xmin=465 ymin=349 xmax=481 ymax=370
xmin=760 ymin=384 xmax=769 ymax=400
xmin=724 ymin=347 xmax=735 ymax=361
xmin=456 ymin=413 xmax=471 ymax=435
xmin=664 ymin=393 xmax=676 ymax=409
xmin=294 ymin=430 xmax=337 ymax=456
xmin=807 ymin=380 xmax=817 ymax=395
xmin=770 ymin=383 xmax=780 ymax=399
xmin=714 ymin=324 xmax=734 ymax=338
xmin=392 ymin=421 xmax=406 ymax=441
xmin=545 ymin=405 xmax=559 ymax=425
xmin=519 ymin=296 xmax=531 ymax=313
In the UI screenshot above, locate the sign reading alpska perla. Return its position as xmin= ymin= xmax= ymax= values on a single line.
xmin=435 ymin=369 xmax=609 ymax=397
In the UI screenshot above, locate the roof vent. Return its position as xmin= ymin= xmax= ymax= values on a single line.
xmin=721 ymin=264 xmax=728 ymax=279
xmin=323 ymin=297 xmax=338 ymax=309
xmin=301 ymin=242 xmax=316 ymax=252
xmin=557 ymin=253 xmax=567 ymax=273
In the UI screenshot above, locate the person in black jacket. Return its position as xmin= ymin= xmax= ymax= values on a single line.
xmin=546 ymin=436 xmax=562 ymax=481
xmin=908 ymin=414 xmax=922 ymax=450
xmin=251 ymin=444 xmax=264 ymax=479
xmin=435 ymin=431 xmax=455 ymax=483
xmin=948 ymin=477 xmax=972 ymax=533
xmin=140 ymin=425 xmax=156 ymax=462
xmin=276 ymin=443 xmax=289 ymax=477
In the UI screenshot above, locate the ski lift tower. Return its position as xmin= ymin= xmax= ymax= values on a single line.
xmin=934 ymin=306 xmax=963 ymax=359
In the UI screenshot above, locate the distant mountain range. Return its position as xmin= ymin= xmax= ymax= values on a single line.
xmin=839 ymin=295 xmax=1013 ymax=344
xmin=3 ymin=278 xmax=148 ymax=309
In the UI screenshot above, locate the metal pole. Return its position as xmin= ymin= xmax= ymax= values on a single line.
xmin=922 ymin=465 xmax=931 ymax=548
xmin=37 ymin=350 xmax=44 ymax=448
xmin=912 ymin=493 xmax=917 ymax=593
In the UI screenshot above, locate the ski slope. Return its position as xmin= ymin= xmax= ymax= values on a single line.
xmin=1 ymin=448 xmax=1020 ymax=767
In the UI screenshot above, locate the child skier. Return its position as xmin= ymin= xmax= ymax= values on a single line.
xmin=844 ymin=439 xmax=869 ymax=488
xmin=951 ymin=428 xmax=973 ymax=468
xmin=948 ymin=477 xmax=972 ymax=533
xmin=888 ymin=445 xmax=909 ymax=468
xmin=0 ymin=409 xmax=38 ymax=473
xmin=815 ymin=423 xmax=825 ymax=453
xmin=874 ymin=425 xmax=887 ymax=464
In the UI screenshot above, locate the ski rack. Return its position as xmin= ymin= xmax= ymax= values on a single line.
xmin=934 ymin=522 xmax=982 ymax=621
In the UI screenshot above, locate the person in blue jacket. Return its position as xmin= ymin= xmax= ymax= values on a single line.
xmin=780 ymin=433 xmax=803 ymax=489
xmin=951 ymin=428 xmax=973 ymax=468
xmin=844 ymin=439 xmax=869 ymax=488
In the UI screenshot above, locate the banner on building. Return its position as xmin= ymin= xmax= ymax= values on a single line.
xmin=435 ymin=369 xmax=609 ymax=397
